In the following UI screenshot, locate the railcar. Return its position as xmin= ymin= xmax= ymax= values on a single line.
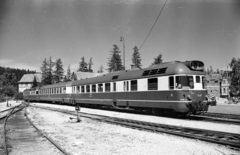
xmin=23 ymin=60 xmax=213 ymax=116
xmin=23 ymin=81 xmax=73 ymax=104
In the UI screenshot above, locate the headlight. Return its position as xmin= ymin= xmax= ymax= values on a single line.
xmin=187 ymin=95 xmax=192 ymax=101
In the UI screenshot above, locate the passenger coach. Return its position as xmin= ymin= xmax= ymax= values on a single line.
xmin=70 ymin=60 xmax=210 ymax=115
xmin=23 ymin=60 xmax=212 ymax=116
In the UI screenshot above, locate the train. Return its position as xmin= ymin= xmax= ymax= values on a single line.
xmin=23 ymin=60 xmax=215 ymax=116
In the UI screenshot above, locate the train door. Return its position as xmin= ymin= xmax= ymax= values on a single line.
xmin=124 ymin=80 xmax=129 ymax=107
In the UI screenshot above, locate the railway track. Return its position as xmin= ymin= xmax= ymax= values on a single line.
xmin=29 ymin=104 xmax=240 ymax=150
xmin=200 ymin=112 xmax=240 ymax=120
xmin=1 ymin=102 xmax=69 ymax=155
xmin=189 ymin=114 xmax=240 ymax=125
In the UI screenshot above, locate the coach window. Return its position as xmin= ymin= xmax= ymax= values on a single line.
xmin=86 ymin=85 xmax=90 ymax=93
xmin=188 ymin=76 xmax=194 ymax=89
xmin=77 ymin=86 xmax=80 ymax=93
xmin=131 ymin=80 xmax=137 ymax=91
xmin=196 ymin=76 xmax=200 ymax=83
xmin=113 ymin=82 xmax=116 ymax=92
xmin=92 ymin=85 xmax=96 ymax=93
xmin=81 ymin=85 xmax=85 ymax=93
xmin=169 ymin=76 xmax=174 ymax=89
xmin=98 ymin=84 xmax=103 ymax=92
xmin=60 ymin=88 xmax=62 ymax=94
xmin=202 ymin=77 xmax=206 ymax=89
xmin=105 ymin=83 xmax=111 ymax=92
xmin=148 ymin=78 xmax=158 ymax=90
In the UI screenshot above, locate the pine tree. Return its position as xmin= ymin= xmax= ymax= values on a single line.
xmin=41 ymin=57 xmax=54 ymax=85
xmin=53 ymin=58 xmax=64 ymax=83
xmin=41 ymin=58 xmax=48 ymax=85
xmin=132 ymin=46 xmax=142 ymax=69
xmin=88 ymin=58 xmax=93 ymax=72
xmin=71 ymin=72 xmax=78 ymax=81
xmin=209 ymin=66 xmax=213 ymax=75
xmin=229 ymin=57 xmax=240 ymax=97
xmin=78 ymin=57 xmax=88 ymax=72
xmin=0 ymin=72 xmax=17 ymax=99
xmin=31 ymin=75 xmax=38 ymax=88
xmin=152 ymin=54 xmax=163 ymax=65
xmin=107 ymin=44 xmax=123 ymax=72
xmin=66 ymin=64 xmax=71 ymax=81
xmin=97 ymin=65 xmax=104 ymax=73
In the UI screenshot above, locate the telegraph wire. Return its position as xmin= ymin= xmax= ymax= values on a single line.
xmin=138 ymin=0 xmax=168 ymax=52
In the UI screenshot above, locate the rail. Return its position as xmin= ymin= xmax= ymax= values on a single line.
xmin=29 ymin=104 xmax=240 ymax=150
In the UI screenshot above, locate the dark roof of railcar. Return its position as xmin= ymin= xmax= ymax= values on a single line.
xmin=72 ymin=61 xmax=205 ymax=86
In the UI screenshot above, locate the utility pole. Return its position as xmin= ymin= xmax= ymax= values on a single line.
xmin=120 ymin=37 xmax=125 ymax=70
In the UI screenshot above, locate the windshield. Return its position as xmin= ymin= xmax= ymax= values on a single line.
xmin=175 ymin=76 xmax=194 ymax=89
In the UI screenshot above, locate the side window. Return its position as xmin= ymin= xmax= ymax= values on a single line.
xmin=169 ymin=76 xmax=174 ymax=89
xmin=148 ymin=78 xmax=158 ymax=90
xmin=202 ymin=77 xmax=206 ymax=89
xmin=113 ymin=82 xmax=116 ymax=92
xmin=105 ymin=83 xmax=111 ymax=92
xmin=77 ymin=86 xmax=80 ymax=93
xmin=175 ymin=76 xmax=182 ymax=89
xmin=98 ymin=84 xmax=103 ymax=92
xmin=131 ymin=80 xmax=137 ymax=91
xmin=92 ymin=85 xmax=96 ymax=93
xmin=188 ymin=76 xmax=194 ymax=89
xmin=196 ymin=76 xmax=200 ymax=83
xmin=124 ymin=81 xmax=129 ymax=91
xmin=86 ymin=85 xmax=90 ymax=93
xmin=81 ymin=85 xmax=85 ymax=93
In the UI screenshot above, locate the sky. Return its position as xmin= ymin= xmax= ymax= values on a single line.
xmin=0 ymin=0 xmax=240 ymax=74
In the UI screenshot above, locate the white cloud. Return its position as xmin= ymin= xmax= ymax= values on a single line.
xmin=0 ymin=59 xmax=39 ymax=72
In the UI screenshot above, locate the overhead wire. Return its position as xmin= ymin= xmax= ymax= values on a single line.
xmin=138 ymin=0 xmax=168 ymax=52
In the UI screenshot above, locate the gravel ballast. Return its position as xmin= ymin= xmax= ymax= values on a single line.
xmin=27 ymin=106 xmax=239 ymax=155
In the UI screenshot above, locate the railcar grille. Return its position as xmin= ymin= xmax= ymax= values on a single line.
xmin=142 ymin=67 xmax=167 ymax=76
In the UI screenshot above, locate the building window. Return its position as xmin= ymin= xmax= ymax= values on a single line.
xmin=131 ymin=80 xmax=137 ymax=91
xmin=148 ymin=78 xmax=158 ymax=90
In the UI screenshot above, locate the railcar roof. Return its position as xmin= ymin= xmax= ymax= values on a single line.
xmin=40 ymin=81 xmax=73 ymax=89
xmin=72 ymin=60 xmax=205 ymax=86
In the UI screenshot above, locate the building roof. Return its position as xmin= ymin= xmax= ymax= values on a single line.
xmin=18 ymin=74 xmax=42 ymax=83
xmin=206 ymin=74 xmax=221 ymax=80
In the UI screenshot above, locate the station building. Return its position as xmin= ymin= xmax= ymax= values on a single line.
xmin=206 ymin=72 xmax=230 ymax=98
xmin=18 ymin=74 xmax=42 ymax=92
